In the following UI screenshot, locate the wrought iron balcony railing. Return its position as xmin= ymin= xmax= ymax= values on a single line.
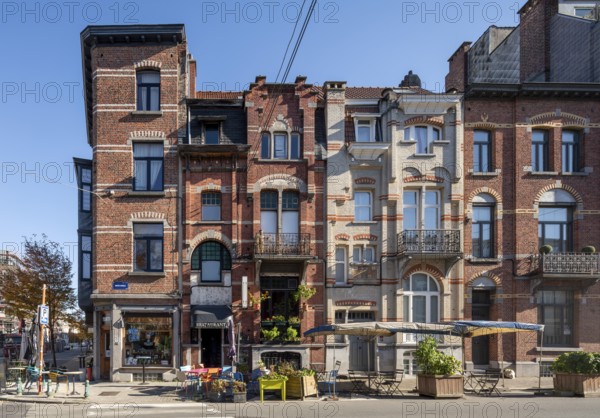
xmin=541 ymin=252 xmax=600 ymax=276
xmin=254 ymin=233 xmax=312 ymax=257
xmin=397 ymin=229 xmax=461 ymax=255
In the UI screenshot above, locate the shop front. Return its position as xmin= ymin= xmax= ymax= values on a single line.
xmin=95 ymin=305 xmax=179 ymax=382
xmin=191 ymin=305 xmax=233 ymax=368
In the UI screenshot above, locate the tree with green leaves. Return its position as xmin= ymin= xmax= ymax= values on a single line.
xmin=0 ymin=235 xmax=77 ymax=368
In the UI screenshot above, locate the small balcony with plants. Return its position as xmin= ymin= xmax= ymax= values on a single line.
xmin=537 ymin=244 xmax=600 ymax=279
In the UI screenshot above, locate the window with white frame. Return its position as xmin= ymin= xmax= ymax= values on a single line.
xmin=260 ymin=190 xmax=300 ymax=242
xmin=355 ymin=119 xmax=375 ymax=142
xmin=402 ymin=273 xmax=440 ymax=342
xmin=136 ymin=70 xmax=160 ymax=111
xmin=403 ymin=190 xmax=440 ymax=230
xmin=260 ymin=132 xmax=301 ymax=160
xmin=354 ymin=191 xmax=372 ymax=221
xmin=352 ymin=245 xmax=375 ymax=264
xmin=201 ymin=192 xmax=221 ymax=221
xmin=335 ymin=247 xmax=347 ymax=284
xmin=404 ymin=125 xmax=441 ymax=154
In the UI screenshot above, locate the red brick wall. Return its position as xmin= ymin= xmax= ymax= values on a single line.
xmin=91 ymin=41 xmax=186 ymax=296
xmin=445 ymin=42 xmax=470 ymax=93
xmin=520 ymin=0 xmax=559 ymax=82
xmin=463 ymin=95 xmax=600 ymax=363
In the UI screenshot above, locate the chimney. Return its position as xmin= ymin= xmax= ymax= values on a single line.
xmin=445 ymin=42 xmax=471 ymax=93
xmin=188 ymin=55 xmax=197 ymax=97
xmin=399 ymin=70 xmax=422 ymax=88
xmin=519 ymin=0 xmax=559 ymax=82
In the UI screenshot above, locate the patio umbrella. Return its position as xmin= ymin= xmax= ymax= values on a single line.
xmin=227 ymin=318 xmax=236 ymax=362
xmin=447 ymin=321 xmax=545 ymax=389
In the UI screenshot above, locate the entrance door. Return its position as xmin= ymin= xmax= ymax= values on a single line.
xmin=347 ymin=311 xmax=375 ymax=371
xmin=471 ymin=290 xmax=491 ymax=365
xmin=99 ymin=329 xmax=110 ymax=380
xmin=200 ymin=329 xmax=222 ymax=367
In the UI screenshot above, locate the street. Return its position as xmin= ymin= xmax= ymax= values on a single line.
xmin=5 ymin=397 xmax=600 ymax=418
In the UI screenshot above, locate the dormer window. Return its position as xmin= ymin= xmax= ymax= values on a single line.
xmin=204 ymin=122 xmax=220 ymax=145
xmin=356 ymin=120 xmax=374 ymax=142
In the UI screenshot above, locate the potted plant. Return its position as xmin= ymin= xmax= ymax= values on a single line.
xmin=277 ymin=361 xmax=318 ymax=400
xmin=249 ymin=291 xmax=270 ymax=309
xmin=271 ymin=315 xmax=287 ymax=326
xmin=261 ymin=327 xmax=280 ymax=343
xmin=284 ymin=326 xmax=301 ymax=343
xmin=539 ymin=244 xmax=553 ymax=254
xmin=232 ymin=380 xmax=247 ymax=403
xmin=207 ymin=378 xmax=228 ymax=402
xmin=292 ymin=284 xmax=317 ymax=303
xmin=582 ymin=246 xmax=596 ymax=254
xmin=551 ymin=351 xmax=600 ymax=397
xmin=261 ymin=317 xmax=275 ymax=328
xmin=414 ymin=336 xmax=463 ymax=398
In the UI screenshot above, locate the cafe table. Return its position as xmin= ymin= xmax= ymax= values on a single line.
xmin=62 ymin=371 xmax=84 ymax=395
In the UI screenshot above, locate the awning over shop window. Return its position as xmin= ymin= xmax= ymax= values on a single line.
xmin=192 ymin=305 xmax=232 ymax=329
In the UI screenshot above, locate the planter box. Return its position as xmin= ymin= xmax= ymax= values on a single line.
xmin=259 ymin=379 xmax=287 ymax=401
xmin=232 ymin=391 xmax=247 ymax=403
xmin=554 ymin=373 xmax=600 ymax=397
xmin=417 ymin=375 xmax=464 ymax=398
xmin=286 ymin=375 xmax=318 ymax=400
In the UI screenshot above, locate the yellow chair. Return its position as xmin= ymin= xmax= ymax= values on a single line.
xmin=48 ymin=371 xmax=69 ymax=395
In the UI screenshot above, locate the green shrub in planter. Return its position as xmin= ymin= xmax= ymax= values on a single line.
xmin=582 ymin=246 xmax=596 ymax=254
xmin=539 ymin=245 xmax=553 ymax=254
xmin=414 ymin=336 xmax=462 ymax=376
xmin=551 ymin=352 xmax=600 ymax=374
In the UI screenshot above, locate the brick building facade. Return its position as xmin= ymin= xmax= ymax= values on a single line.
xmin=447 ymin=0 xmax=600 ymax=376
xmin=77 ymin=26 xmax=326 ymax=381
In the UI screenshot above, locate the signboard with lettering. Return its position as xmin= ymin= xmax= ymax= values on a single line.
xmin=195 ymin=322 xmax=228 ymax=329
xmin=113 ymin=282 xmax=129 ymax=290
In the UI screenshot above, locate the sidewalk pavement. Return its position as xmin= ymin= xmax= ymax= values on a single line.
xmin=0 ymin=376 xmax=555 ymax=405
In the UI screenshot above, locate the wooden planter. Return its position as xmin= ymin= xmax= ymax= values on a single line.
xmin=554 ymin=373 xmax=600 ymax=397
xmin=286 ymin=375 xmax=319 ymax=400
xmin=232 ymin=391 xmax=247 ymax=403
xmin=417 ymin=375 xmax=464 ymax=398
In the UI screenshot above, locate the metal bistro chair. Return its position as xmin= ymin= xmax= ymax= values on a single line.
xmin=377 ymin=369 xmax=405 ymax=396
xmin=318 ymin=361 xmax=341 ymax=398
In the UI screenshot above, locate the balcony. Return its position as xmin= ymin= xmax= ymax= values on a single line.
xmin=347 ymin=141 xmax=390 ymax=161
xmin=540 ymin=253 xmax=600 ymax=279
xmin=254 ymin=233 xmax=312 ymax=259
xmin=397 ymin=229 xmax=462 ymax=256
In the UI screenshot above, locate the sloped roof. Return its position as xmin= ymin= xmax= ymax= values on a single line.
xmin=346 ymin=87 xmax=385 ymax=99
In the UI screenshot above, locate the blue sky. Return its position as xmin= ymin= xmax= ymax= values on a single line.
xmin=0 ymin=0 xmax=526 ymax=285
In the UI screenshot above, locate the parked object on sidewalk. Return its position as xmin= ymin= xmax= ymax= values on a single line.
xmin=504 ymin=369 xmax=515 ymax=379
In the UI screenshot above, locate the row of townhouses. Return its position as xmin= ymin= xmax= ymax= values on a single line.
xmin=75 ymin=0 xmax=600 ymax=381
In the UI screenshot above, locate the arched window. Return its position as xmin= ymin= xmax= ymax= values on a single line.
xmin=136 ymin=70 xmax=160 ymax=111
xmin=191 ymin=241 xmax=231 ymax=283
xmin=472 ymin=193 xmax=496 ymax=258
xmin=403 ymin=273 xmax=440 ymax=342
xmin=538 ymin=189 xmax=576 ymax=253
